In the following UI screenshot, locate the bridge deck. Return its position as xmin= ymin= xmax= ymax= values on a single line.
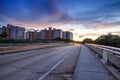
xmin=73 ymin=45 xmax=116 ymax=80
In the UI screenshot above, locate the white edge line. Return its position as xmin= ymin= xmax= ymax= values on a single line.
xmin=38 ymin=54 xmax=70 ymax=80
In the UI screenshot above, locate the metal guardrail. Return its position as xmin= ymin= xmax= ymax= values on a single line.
xmin=86 ymin=43 xmax=120 ymax=56
xmin=85 ymin=43 xmax=120 ymax=71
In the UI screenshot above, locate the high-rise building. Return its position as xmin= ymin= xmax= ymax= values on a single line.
xmin=0 ymin=27 xmax=2 ymax=34
xmin=6 ymin=24 xmax=25 ymax=40
xmin=54 ymin=29 xmax=63 ymax=39
xmin=26 ymin=30 xmax=41 ymax=40
xmin=41 ymin=28 xmax=53 ymax=40
xmin=0 ymin=24 xmax=26 ymax=39
xmin=41 ymin=29 xmax=46 ymax=39
xmin=48 ymin=27 xmax=54 ymax=39
xmin=40 ymin=27 xmax=63 ymax=40
xmin=63 ymin=32 xmax=67 ymax=39
xmin=37 ymin=31 xmax=41 ymax=39
xmin=26 ymin=31 xmax=30 ymax=40
xmin=1 ymin=24 xmax=73 ymax=41
xmin=63 ymin=31 xmax=73 ymax=40
xmin=33 ymin=30 xmax=37 ymax=40
xmin=0 ymin=26 xmax=10 ymax=38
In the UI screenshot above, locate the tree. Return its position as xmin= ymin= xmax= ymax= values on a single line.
xmin=0 ymin=32 xmax=8 ymax=38
xmin=82 ymin=38 xmax=93 ymax=43
xmin=94 ymin=34 xmax=120 ymax=47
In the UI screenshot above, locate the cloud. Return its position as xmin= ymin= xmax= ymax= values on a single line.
xmin=78 ymin=2 xmax=120 ymax=25
xmin=0 ymin=0 xmax=72 ymax=25
xmin=0 ymin=0 xmax=120 ymax=30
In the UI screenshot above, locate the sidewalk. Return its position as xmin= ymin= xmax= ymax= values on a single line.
xmin=73 ymin=45 xmax=115 ymax=80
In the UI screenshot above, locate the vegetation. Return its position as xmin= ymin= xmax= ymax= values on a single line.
xmin=81 ymin=38 xmax=93 ymax=43
xmin=54 ymin=38 xmax=80 ymax=43
xmin=0 ymin=37 xmax=75 ymax=43
xmin=54 ymin=38 xmax=71 ymax=43
xmin=0 ymin=32 xmax=8 ymax=38
xmin=94 ymin=34 xmax=120 ymax=47
xmin=82 ymin=34 xmax=120 ymax=48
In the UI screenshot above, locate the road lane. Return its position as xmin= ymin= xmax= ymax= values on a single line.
xmin=0 ymin=46 xmax=71 ymax=74
xmin=0 ymin=46 xmax=68 ymax=66
xmin=0 ymin=47 xmax=70 ymax=76
xmin=0 ymin=45 xmax=80 ymax=80
xmin=45 ymin=46 xmax=80 ymax=80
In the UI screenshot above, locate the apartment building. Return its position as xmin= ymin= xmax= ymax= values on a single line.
xmin=54 ymin=29 xmax=63 ymax=39
xmin=40 ymin=27 xmax=63 ymax=40
xmin=26 ymin=30 xmax=41 ymax=40
xmin=7 ymin=24 xmax=25 ymax=40
xmin=63 ymin=31 xmax=73 ymax=40
xmin=0 ymin=24 xmax=73 ymax=41
xmin=0 ymin=24 xmax=25 ymax=40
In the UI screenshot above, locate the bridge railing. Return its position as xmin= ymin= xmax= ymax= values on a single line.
xmin=85 ymin=43 xmax=120 ymax=72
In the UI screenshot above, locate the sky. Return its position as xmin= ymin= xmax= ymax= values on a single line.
xmin=0 ymin=0 xmax=120 ymax=41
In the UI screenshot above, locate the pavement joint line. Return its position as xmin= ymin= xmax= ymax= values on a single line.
xmin=2 ymin=65 xmax=51 ymax=74
xmin=38 ymin=53 xmax=71 ymax=80
xmin=76 ymin=69 xmax=107 ymax=73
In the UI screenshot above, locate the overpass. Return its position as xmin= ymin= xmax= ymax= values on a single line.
xmin=0 ymin=43 xmax=119 ymax=80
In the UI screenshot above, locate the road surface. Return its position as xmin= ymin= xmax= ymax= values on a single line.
xmin=0 ymin=45 xmax=80 ymax=80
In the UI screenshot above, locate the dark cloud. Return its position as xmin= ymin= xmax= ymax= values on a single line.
xmin=0 ymin=0 xmax=120 ymax=28
xmin=75 ymin=1 xmax=120 ymax=27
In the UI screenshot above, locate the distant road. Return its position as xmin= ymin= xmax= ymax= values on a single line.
xmin=0 ymin=45 xmax=80 ymax=80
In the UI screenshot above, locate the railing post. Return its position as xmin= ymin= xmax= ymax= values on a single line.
xmin=103 ymin=50 xmax=108 ymax=64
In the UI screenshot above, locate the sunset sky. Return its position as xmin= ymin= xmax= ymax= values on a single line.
xmin=0 ymin=0 xmax=120 ymax=41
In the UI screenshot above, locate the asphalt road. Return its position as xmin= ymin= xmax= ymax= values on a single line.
xmin=0 ymin=45 xmax=80 ymax=80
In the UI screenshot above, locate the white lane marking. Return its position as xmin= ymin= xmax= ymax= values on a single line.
xmin=38 ymin=54 xmax=70 ymax=80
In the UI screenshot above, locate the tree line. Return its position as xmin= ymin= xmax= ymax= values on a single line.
xmin=82 ymin=34 xmax=120 ymax=48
